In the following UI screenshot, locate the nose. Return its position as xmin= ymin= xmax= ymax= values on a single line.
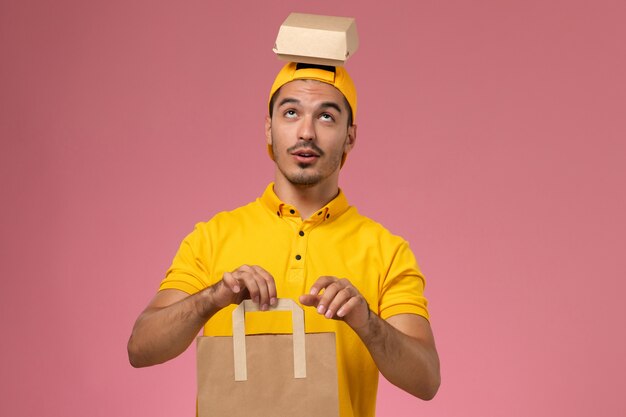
xmin=297 ymin=115 xmax=316 ymax=141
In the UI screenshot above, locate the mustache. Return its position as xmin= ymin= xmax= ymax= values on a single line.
xmin=287 ymin=143 xmax=325 ymax=156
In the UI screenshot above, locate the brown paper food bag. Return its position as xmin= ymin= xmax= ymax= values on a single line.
xmin=197 ymin=299 xmax=339 ymax=417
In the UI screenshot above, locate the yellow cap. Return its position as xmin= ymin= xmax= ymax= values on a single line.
xmin=268 ymin=62 xmax=357 ymax=122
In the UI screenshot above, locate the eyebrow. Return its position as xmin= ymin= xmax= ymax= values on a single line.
xmin=320 ymin=102 xmax=343 ymax=114
xmin=277 ymin=98 xmax=300 ymax=108
xmin=277 ymin=98 xmax=343 ymax=114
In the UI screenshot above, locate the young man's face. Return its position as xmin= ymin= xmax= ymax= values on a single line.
xmin=265 ymin=79 xmax=356 ymax=187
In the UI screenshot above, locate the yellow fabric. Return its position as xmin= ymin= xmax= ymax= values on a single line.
xmin=160 ymin=183 xmax=429 ymax=417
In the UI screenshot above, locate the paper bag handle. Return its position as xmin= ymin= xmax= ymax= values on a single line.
xmin=232 ymin=299 xmax=306 ymax=381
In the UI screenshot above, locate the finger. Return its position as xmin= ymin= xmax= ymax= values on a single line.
xmin=246 ymin=268 xmax=269 ymax=309
xmin=316 ymin=280 xmax=343 ymax=316
xmin=308 ymin=276 xmax=336 ymax=295
xmin=222 ymin=272 xmax=240 ymax=293
xmin=299 ymin=294 xmax=321 ymax=307
xmin=337 ymin=296 xmax=370 ymax=329
xmin=252 ymin=266 xmax=277 ymax=307
xmin=324 ymin=285 xmax=355 ymax=319
xmin=336 ymin=295 xmax=362 ymax=318
xmin=238 ymin=267 xmax=271 ymax=310
xmin=235 ymin=268 xmax=262 ymax=304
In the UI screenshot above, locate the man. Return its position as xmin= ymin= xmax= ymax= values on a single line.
xmin=128 ymin=62 xmax=440 ymax=416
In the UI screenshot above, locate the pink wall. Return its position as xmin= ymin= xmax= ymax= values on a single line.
xmin=1 ymin=1 xmax=625 ymax=416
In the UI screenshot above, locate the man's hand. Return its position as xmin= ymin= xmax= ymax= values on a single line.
xmin=212 ymin=265 xmax=278 ymax=310
xmin=299 ymin=276 xmax=370 ymax=330
xmin=300 ymin=275 xmax=440 ymax=400
xmin=128 ymin=264 xmax=276 ymax=368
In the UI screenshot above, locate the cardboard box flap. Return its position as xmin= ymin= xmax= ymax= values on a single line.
xmin=273 ymin=13 xmax=359 ymax=66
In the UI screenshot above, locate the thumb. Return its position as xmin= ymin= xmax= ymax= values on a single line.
xmin=299 ymin=294 xmax=320 ymax=307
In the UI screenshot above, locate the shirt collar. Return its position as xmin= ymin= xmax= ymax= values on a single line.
xmin=260 ymin=183 xmax=350 ymax=223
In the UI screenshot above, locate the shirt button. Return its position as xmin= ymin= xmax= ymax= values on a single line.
xmin=299 ymin=231 xmax=304 ymax=236
xmin=295 ymin=254 xmax=301 ymax=260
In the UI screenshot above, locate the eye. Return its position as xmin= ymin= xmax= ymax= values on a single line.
xmin=319 ymin=113 xmax=335 ymax=122
xmin=284 ymin=109 xmax=297 ymax=119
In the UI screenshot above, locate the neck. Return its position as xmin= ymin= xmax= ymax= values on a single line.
xmin=273 ymin=175 xmax=340 ymax=219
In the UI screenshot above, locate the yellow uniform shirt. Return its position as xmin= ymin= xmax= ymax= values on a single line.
xmin=160 ymin=183 xmax=429 ymax=417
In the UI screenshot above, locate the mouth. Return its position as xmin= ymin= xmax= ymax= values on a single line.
xmin=290 ymin=147 xmax=321 ymax=164
xmin=291 ymin=150 xmax=320 ymax=158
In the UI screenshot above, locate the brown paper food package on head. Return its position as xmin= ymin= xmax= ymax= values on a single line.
xmin=273 ymin=12 xmax=359 ymax=66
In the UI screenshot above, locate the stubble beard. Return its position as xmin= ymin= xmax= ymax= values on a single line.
xmin=272 ymin=139 xmax=343 ymax=187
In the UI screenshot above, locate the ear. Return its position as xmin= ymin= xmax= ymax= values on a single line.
xmin=265 ymin=116 xmax=272 ymax=145
xmin=344 ymin=123 xmax=357 ymax=154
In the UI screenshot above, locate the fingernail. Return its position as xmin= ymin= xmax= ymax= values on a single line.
xmin=317 ymin=305 xmax=325 ymax=314
xmin=325 ymin=310 xmax=333 ymax=319
xmin=262 ymin=304 xmax=269 ymax=311
xmin=270 ymin=297 xmax=277 ymax=306
xmin=337 ymin=308 xmax=345 ymax=317
xmin=233 ymin=285 xmax=240 ymax=293
xmin=310 ymin=288 xmax=317 ymax=295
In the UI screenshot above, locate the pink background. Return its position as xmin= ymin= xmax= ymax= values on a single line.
xmin=1 ymin=1 xmax=625 ymax=416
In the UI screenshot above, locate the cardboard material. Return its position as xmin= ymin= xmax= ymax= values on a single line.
xmin=232 ymin=299 xmax=306 ymax=381
xmin=197 ymin=299 xmax=339 ymax=417
xmin=273 ymin=13 xmax=359 ymax=66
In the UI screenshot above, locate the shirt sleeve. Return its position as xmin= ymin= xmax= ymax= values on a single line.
xmin=159 ymin=223 xmax=212 ymax=295
xmin=378 ymin=240 xmax=430 ymax=321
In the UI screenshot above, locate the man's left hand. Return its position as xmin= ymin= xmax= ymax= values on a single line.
xmin=299 ymin=276 xmax=370 ymax=330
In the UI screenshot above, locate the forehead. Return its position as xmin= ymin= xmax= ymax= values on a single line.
xmin=274 ymin=79 xmax=347 ymax=108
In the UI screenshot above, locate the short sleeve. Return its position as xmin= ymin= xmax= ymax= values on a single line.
xmin=159 ymin=223 xmax=212 ymax=294
xmin=378 ymin=241 xmax=429 ymax=321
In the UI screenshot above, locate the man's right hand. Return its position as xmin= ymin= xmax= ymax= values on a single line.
xmin=210 ymin=265 xmax=278 ymax=310
xmin=128 ymin=264 xmax=276 ymax=368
